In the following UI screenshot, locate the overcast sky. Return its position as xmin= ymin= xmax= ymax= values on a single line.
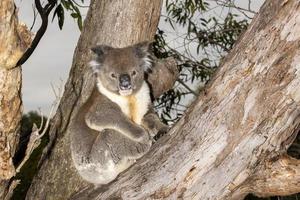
xmin=16 ymin=0 xmax=264 ymax=114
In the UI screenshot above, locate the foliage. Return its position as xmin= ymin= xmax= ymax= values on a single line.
xmin=52 ymin=0 xmax=85 ymax=31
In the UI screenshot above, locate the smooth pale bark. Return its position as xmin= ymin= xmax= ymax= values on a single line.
xmin=25 ymin=0 xmax=164 ymax=199
xmin=70 ymin=0 xmax=300 ymax=199
xmin=0 ymin=0 xmax=31 ymax=199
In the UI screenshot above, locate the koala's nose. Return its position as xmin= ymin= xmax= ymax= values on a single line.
xmin=119 ymin=74 xmax=131 ymax=89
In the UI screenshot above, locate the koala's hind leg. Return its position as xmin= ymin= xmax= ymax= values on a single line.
xmin=90 ymin=129 xmax=151 ymax=167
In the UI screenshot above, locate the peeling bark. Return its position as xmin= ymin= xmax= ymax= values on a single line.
xmin=0 ymin=0 xmax=31 ymax=199
xmin=0 ymin=68 xmax=21 ymax=180
xmin=0 ymin=1 xmax=31 ymax=69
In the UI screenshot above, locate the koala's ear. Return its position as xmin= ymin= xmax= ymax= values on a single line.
xmin=91 ymin=45 xmax=113 ymax=57
xmin=133 ymin=41 xmax=154 ymax=72
xmin=133 ymin=41 xmax=152 ymax=57
xmin=89 ymin=45 xmax=113 ymax=74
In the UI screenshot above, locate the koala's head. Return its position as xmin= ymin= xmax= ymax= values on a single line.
xmin=89 ymin=41 xmax=152 ymax=96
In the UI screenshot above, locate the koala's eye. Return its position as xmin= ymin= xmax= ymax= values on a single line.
xmin=132 ymin=70 xmax=137 ymax=76
xmin=110 ymin=73 xmax=117 ymax=79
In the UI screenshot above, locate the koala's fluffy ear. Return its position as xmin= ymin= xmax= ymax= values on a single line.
xmin=133 ymin=41 xmax=154 ymax=72
xmin=89 ymin=45 xmax=113 ymax=74
xmin=91 ymin=45 xmax=113 ymax=57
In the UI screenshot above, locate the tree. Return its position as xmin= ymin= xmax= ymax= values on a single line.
xmin=0 ymin=0 xmax=86 ymax=198
xmin=0 ymin=0 xmax=31 ymax=198
xmin=23 ymin=0 xmax=300 ymax=199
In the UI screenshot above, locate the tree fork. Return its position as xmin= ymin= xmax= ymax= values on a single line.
xmin=70 ymin=0 xmax=300 ymax=199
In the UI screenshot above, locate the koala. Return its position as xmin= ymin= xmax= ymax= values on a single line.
xmin=70 ymin=41 xmax=168 ymax=185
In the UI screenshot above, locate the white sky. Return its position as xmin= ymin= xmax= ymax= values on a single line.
xmin=16 ymin=0 xmax=264 ymax=114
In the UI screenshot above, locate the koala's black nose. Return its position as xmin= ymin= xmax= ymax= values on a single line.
xmin=119 ymin=74 xmax=131 ymax=89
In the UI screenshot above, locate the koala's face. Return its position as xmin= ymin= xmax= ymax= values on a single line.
xmin=89 ymin=42 xmax=152 ymax=96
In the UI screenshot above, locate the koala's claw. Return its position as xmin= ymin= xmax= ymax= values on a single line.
xmin=154 ymin=126 xmax=169 ymax=141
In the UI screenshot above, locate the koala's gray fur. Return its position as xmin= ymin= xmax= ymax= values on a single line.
xmin=70 ymin=42 xmax=168 ymax=185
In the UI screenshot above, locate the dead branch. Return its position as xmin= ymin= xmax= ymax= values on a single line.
xmin=15 ymin=81 xmax=63 ymax=173
xmin=4 ymin=180 xmax=20 ymax=200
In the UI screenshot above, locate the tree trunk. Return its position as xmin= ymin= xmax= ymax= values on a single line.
xmin=70 ymin=0 xmax=300 ymax=199
xmin=0 ymin=0 xmax=31 ymax=199
xmin=27 ymin=0 xmax=300 ymax=199
xmin=25 ymin=0 xmax=164 ymax=199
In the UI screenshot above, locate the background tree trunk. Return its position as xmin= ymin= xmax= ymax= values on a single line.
xmin=69 ymin=0 xmax=300 ymax=199
xmin=25 ymin=0 xmax=164 ymax=199
xmin=0 ymin=0 xmax=31 ymax=199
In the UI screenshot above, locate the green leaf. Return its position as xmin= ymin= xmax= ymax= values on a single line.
xmin=71 ymin=13 xmax=78 ymax=18
xmin=52 ymin=4 xmax=65 ymax=30
xmin=61 ymin=0 xmax=71 ymax=10
xmin=57 ymin=5 xmax=65 ymax=30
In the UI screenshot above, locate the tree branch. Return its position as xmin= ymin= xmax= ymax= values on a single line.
xmin=249 ymin=154 xmax=300 ymax=197
xmin=14 ymin=0 xmax=56 ymax=67
xmin=34 ymin=0 xmax=43 ymax=15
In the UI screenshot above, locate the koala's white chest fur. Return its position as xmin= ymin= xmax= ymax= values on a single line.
xmin=96 ymin=79 xmax=151 ymax=124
